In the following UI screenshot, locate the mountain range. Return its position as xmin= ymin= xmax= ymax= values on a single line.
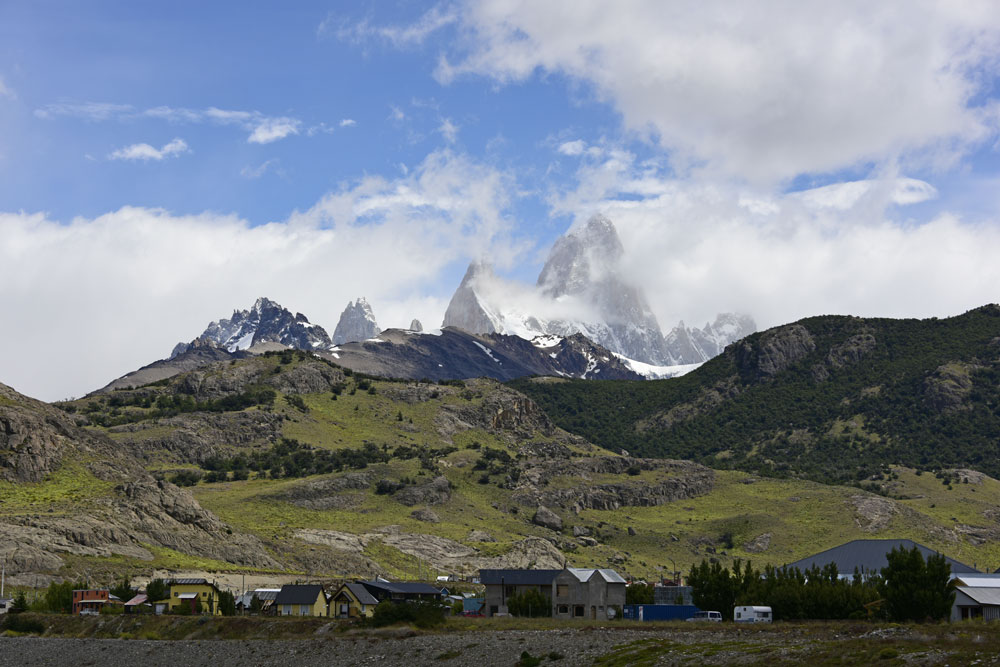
xmin=442 ymin=215 xmax=756 ymax=368
xmin=512 ymin=304 xmax=1000 ymax=486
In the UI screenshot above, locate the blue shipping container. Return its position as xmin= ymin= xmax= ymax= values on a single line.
xmin=624 ymin=604 xmax=700 ymax=621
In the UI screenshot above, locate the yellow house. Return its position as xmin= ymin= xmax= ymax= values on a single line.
xmin=329 ymin=583 xmax=379 ymax=619
xmin=275 ymin=584 xmax=327 ymax=616
xmin=162 ymin=578 xmax=223 ymax=615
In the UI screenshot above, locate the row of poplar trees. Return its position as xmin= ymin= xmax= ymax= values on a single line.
xmin=687 ymin=545 xmax=955 ymax=621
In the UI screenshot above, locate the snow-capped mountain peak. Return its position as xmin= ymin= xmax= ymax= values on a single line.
xmin=171 ymin=297 xmax=334 ymax=357
xmin=332 ymin=297 xmax=380 ymax=345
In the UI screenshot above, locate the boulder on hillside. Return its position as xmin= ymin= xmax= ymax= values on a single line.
xmin=394 ymin=476 xmax=452 ymax=506
xmin=533 ymin=505 xmax=563 ymax=531
xmin=411 ymin=508 xmax=440 ymax=523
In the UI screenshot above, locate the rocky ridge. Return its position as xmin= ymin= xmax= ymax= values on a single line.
xmin=332 ymin=297 xmax=380 ymax=345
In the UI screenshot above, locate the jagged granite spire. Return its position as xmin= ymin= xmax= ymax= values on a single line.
xmin=441 ymin=262 xmax=502 ymax=334
xmin=171 ymin=297 xmax=333 ymax=357
xmin=333 ymin=297 xmax=380 ymax=345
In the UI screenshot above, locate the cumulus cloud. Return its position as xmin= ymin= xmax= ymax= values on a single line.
xmin=108 ymin=138 xmax=189 ymax=162
xmin=340 ymin=118 xmax=357 ymax=127
xmin=433 ymin=0 xmax=1000 ymax=183
xmin=557 ymin=140 xmax=585 ymax=156
xmin=0 ymin=150 xmax=518 ymax=401
xmin=552 ymin=150 xmax=1000 ymax=331
xmin=248 ymin=117 xmax=301 ymax=144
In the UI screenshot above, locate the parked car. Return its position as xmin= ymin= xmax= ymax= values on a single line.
xmin=687 ymin=610 xmax=722 ymax=622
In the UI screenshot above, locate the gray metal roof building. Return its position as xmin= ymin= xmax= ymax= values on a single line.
xmin=784 ymin=539 xmax=979 ymax=576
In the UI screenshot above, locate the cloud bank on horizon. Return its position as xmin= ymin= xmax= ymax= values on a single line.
xmin=1 ymin=0 xmax=999 ymax=400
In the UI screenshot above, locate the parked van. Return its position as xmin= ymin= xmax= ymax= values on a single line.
xmin=734 ymin=605 xmax=772 ymax=623
xmin=687 ymin=610 xmax=722 ymax=622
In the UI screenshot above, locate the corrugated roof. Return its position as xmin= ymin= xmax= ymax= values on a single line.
xmin=124 ymin=594 xmax=148 ymax=606
xmin=567 ymin=568 xmax=627 ymax=584
xmin=361 ymin=580 xmax=442 ymax=595
xmin=177 ymin=593 xmax=198 ymax=599
xmin=956 ymin=586 xmax=1000 ymax=606
xmin=953 ymin=576 xmax=1000 ymax=587
xmin=783 ymin=539 xmax=978 ymax=575
xmin=343 ymin=583 xmax=378 ymax=606
xmin=479 ymin=569 xmax=562 ymax=586
xmin=167 ymin=578 xmax=209 ymax=586
xmin=275 ymin=584 xmax=325 ymax=605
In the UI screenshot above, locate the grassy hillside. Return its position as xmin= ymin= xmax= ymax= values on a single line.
xmin=511 ymin=305 xmax=1000 ymax=485
xmin=31 ymin=347 xmax=1000 ymax=582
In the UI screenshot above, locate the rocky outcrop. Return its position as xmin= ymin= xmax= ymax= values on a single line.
xmin=637 ymin=377 xmax=741 ymax=432
xmin=333 ymin=298 xmax=380 ymax=345
xmin=849 ymin=495 xmax=897 ymax=533
xmin=735 ymin=324 xmax=816 ymax=380
xmin=827 ymin=332 xmax=877 ymax=369
xmin=442 ymin=262 xmax=502 ymax=334
xmin=411 ymin=508 xmax=440 ymax=522
xmin=273 ymin=473 xmax=372 ymax=510
xmin=409 ymin=319 xmax=423 ymax=332
xmin=293 ymin=528 xmax=564 ymax=575
xmin=394 ymin=475 xmax=452 ymax=506
xmin=513 ymin=458 xmax=715 ymax=510
xmin=924 ymin=362 xmax=977 ymax=413
xmin=532 ymin=505 xmax=563 ymax=531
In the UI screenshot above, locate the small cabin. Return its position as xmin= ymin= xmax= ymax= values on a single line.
xmin=734 ymin=605 xmax=772 ymax=623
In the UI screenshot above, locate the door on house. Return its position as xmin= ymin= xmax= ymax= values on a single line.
xmin=340 ymin=603 xmax=349 ymax=618
xmin=591 ymin=606 xmax=596 ymax=620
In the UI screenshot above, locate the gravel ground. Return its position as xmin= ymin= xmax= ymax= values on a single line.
xmin=0 ymin=628 xmax=739 ymax=667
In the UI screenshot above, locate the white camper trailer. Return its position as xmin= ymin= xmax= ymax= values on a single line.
xmin=734 ymin=605 xmax=772 ymax=623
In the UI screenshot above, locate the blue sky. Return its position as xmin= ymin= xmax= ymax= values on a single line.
xmin=2 ymin=1 xmax=1000 ymax=400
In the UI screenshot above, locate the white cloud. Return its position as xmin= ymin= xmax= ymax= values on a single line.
xmin=0 ymin=150 xmax=518 ymax=401
xmin=340 ymin=118 xmax=357 ymax=127
xmin=37 ymin=102 xmax=305 ymax=144
xmin=248 ymin=117 xmax=301 ymax=144
xmin=438 ymin=117 xmax=459 ymax=143
xmin=240 ymin=159 xmax=279 ymax=179
xmin=35 ymin=101 xmax=134 ymax=120
xmin=108 ymin=138 xmax=189 ymax=162
xmin=331 ymin=5 xmax=457 ymax=47
xmin=433 ymin=0 xmax=1000 ymax=183
xmin=557 ymin=140 xmax=585 ymax=156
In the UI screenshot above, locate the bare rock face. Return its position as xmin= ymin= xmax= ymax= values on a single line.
xmin=849 ymin=494 xmax=897 ymax=533
xmin=735 ymin=324 xmax=816 ymax=380
xmin=409 ymin=319 xmax=423 ymax=332
xmin=924 ymin=362 xmax=977 ymax=413
xmin=514 ymin=458 xmax=715 ymax=511
xmin=333 ymin=297 xmax=380 ymax=345
xmin=442 ymin=262 xmax=502 ymax=334
xmin=744 ymin=533 xmax=772 ymax=553
xmin=827 ymin=332 xmax=877 ymax=369
xmin=533 ymin=505 xmax=564 ymax=531
xmin=394 ymin=475 xmax=452 ymax=506
xmin=411 ymin=508 xmax=440 ymax=523
xmin=467 ymin=529 xmax=496 ymax=542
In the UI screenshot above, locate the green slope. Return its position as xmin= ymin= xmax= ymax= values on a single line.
xmin=511 ymin=305 xmax=1000 ymax=485
xmin=37 ymin=344 xmax=1000 ymax=579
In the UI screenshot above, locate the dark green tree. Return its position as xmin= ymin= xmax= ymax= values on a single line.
xmin=145 ymin=578 xmax=169 ymax=603
xmin=881 ymin=545 xmax=956 ymax=622
xmin=249 ymin=594 xmax=264 ymax=614
xmin=625 ymin=583 xmax=654 ymax=605
xmin=218 ymin=590 xmax=236 ymax=616
xmin=43 ymin=580 xmax=77 ymax=613
xmin=110 ymin=577 xmax=135 ymax=602
xmin=507 ymin=589 xmax=551 ymax=617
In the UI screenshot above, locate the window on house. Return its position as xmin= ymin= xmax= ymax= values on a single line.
xmin=202 ymin=592 xmax=206 ymax=597
xmin=556 ymin=585 xmax=568 ymax=597
xmin=558 ymin=605 xmax=569 ymax=614
xmin=574 ymin=606 xmax=584 ymax=617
